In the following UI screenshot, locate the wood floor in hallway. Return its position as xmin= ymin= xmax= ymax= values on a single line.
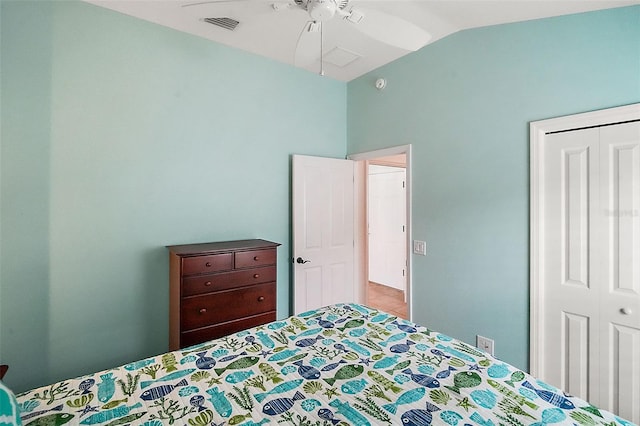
xmin=366 ymin=281 xmax=407 ymax=319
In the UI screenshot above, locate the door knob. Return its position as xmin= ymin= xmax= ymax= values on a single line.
xmin=620 ymin=308 xmax=632 ymax=315
xmin=296 ymin=257 xmax=311 ymax=264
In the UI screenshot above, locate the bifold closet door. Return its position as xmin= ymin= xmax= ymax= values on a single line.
xmin=540 ymin=121 xmax=640 ymax=422
xmin=542 ymin=126 xmax=601 ymax=403
xmin=598 ymin=121 xmax=640 ymax=422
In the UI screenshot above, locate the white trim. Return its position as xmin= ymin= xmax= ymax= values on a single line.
xmin=529 ymin=103 xmax=640 ymax=376
xmin=348 ymin=145 xmax=413 ymax=320
xmin=352 ymin=160 xmax=367 ymax=306
xmin=349 ymin=145 xmax=412 ymax=162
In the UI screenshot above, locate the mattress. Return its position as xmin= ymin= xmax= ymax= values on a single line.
xmin=15 ymin=303 xmax=635 ymax=425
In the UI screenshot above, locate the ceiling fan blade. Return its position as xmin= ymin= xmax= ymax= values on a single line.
xmin=345 ymin=7 xmax=431 ymax=51
xmin=183 ymin=0 xmax=285 ymax=7
xmin=294 ymin=21 xmax=321 ymax=67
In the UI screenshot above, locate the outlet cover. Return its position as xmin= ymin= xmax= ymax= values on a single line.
xmin=477 ymin=335 xmax=494 ymax=356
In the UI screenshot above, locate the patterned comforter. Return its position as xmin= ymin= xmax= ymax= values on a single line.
xmin=16 ymin=304 xmax=635 ymax=425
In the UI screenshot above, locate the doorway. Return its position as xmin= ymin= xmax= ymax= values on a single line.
xmin=367 ymin=157 xmax=407 ymax=318
xmin=349 ymin=145 xmax=412 ymax=320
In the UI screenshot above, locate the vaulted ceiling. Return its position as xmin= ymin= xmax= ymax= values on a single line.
xmin=85 ymin=0 xmax=639 ymax=81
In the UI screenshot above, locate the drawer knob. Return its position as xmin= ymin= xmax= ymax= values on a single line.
xmin=199 ymin=308 xmax=207 ymax=314
xmin=204 ymin=281 xmax=212 ymax=287
xmin=205 ymin=262 xmax=212 ymax=267
xmin=253 ymin=274 xmax=260 ymax=279
xmin=258 ymin=296 xmax=265 ymax=302
xmin=253 ymin=256 xmax=260 ymax=261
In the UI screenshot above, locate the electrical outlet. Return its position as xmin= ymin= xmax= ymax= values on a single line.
xmin=477 ymin=335 xmax=494 ymax=356
xmin=413 ymin=240 xmax=426 ymax=255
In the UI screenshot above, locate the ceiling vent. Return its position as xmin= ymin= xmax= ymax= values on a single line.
xmin=323 ymin=46 xmax=361 ymax=68
xmin=204 ymin=17 xmax=240 ymax=31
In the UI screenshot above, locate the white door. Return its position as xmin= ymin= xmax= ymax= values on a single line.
xmin=368 ymin=165 xmax=406 ymax=291
xmin=538 ymin=120 xmax=640 ymax=422
xmin=292 ymin=155 xmax=355 ymax=314
xmin=598 ymin=122 xmax=640 ymax=420
xmin=541 ymin=127 xmax=601 ymax=401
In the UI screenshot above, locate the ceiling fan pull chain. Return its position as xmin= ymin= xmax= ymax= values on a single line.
xmin=320 ymin=21 xmax=324 ymax=76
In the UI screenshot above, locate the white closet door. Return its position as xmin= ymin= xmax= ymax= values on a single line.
xmin=541 ymin=127 xmax=601 ymax=402
xmin=598 ymin=121 xmax=640 ymax=422
xmin=539 ymin=120 xmax=640 ymax=422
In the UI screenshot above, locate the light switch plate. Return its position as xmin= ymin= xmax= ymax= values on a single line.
xmin=413 ymin=240 xmax=426 ymax=255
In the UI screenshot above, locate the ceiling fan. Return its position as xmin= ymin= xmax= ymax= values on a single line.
xmin=182 ymin=0 xmax=431 ymax=74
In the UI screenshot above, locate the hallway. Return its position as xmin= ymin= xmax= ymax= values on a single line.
xmin=366 ymin=281 xmax=407 ymax=319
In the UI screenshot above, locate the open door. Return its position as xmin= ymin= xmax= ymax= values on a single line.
xmin=292 ymin=155 xmax=356 ymax=314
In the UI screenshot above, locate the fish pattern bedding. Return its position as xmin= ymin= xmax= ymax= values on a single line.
xmin=15 ymin=303 xmax=634 ymax=426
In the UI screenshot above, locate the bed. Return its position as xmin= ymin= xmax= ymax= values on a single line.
xmin=11 ymin=303 xmax=635 ymax=425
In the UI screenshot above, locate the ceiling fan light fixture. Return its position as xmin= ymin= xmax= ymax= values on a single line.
xmin=307 ymin=0 xmax=337 ymax=21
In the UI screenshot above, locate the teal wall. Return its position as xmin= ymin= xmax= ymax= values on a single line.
xmin=348 ymin=5 xmax=640 ymax=370
xmin=0 ymin=1 xmax=346 ymax=392
xmin=2 ymin=0 xmax=639 ymax=393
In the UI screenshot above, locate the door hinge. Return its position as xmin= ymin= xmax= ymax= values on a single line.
xmin=402 ymin=225 xmax=405 ymax=232
xmin=402 ymin=181 xmax=405 ymax=188
xmin=402 ymin=269 xmax=405 ymax=277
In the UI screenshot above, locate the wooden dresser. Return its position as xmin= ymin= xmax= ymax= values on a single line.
xmin=168 ymin=239 xmax=280 ymax=350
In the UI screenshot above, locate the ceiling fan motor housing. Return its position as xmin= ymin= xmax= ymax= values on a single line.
xmin=306 ymin=0 xmax=338 ymax=21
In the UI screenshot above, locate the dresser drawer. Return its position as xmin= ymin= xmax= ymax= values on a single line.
xmin=180 ymin=311 xmax=276 ymax=348
xmin=181 ymin=282 xmax=276 ymax=331
xmin=182 ymin=266 xmax=276 ymax=297
xmin=182 ymin=253 xmax=233 ymax=276
xmin=235 ymin=249 xmax=276 ymax=269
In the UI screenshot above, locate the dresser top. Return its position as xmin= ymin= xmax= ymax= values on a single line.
xmin=167 ymin=239 xmax=280 ymax=256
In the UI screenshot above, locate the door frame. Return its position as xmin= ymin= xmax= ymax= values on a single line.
xmin=348 ymin=144 xmax=413 ymax=320
xmin=529 ymin=103 xmax=640 ymax=375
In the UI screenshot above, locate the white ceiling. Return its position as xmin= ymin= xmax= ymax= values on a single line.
xmin=85 ymin=0 xmax=639 ymax=81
